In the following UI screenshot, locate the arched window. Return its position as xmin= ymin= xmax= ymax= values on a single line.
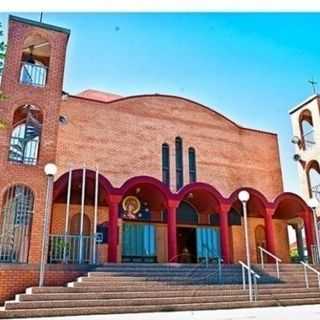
xmin=209 ymin=209 xmax=242 ymax=226
xmin=0 ymin=185 xmax=34 ymax=263
xmin=175 ymin=137 xmax=183 ymax=190
xmin=209 ymin=214 xmax=219 ymax=226
xmin=188 ymin=147 xmax=196 ymax=183
xmin=20 ymin=34 xmax=50 ymax=87
xmin=177 ymin=201 xmax=198 ymax=224
xmin=9 ymin=105 xmax=43 ymax=165
xmin=162 ymin=143 xmax=170 ymax=186
xmin=70 ymin=214 xmax=91 ymax=236
xmin=307 ymin=161 xmax=320 ymax=198
xmin=299 ymin=110 xmax=315 ymax=150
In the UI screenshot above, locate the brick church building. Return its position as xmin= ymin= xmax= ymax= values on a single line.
xmin=0 ymin=15 xmax=316 ymax=305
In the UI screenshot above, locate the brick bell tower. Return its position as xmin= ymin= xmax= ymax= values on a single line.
xmin=0 ymin=16 xmax=70 ymax=264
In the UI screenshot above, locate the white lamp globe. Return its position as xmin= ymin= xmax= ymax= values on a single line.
xmin=238 ymin=190 xmax=250 ymax=202
xmin=291 ymin=136 xmax=300 ymax=144
xmin=44 ymin=163 xmax=58 ymax=176
xmin=307 ymin=198 xmax=318 ymax=210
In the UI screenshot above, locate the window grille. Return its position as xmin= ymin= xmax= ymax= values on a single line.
xmin=20 ymin=61 xmax=47 ymax=87
xmin=0 ymin=185 xmax=34 ymax=263
xmin=9 ymin=108 xmax=42 ymax=165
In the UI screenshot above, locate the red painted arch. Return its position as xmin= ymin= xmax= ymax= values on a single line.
xmin=176 ymin=182 xmax=225 ymax=209
xmin=53 ymin=169 xmax=114 ymax=202
xmin=118 ymin=175 xmax=173 ymax=202
xmin=272 ymin=192 xmax=310 ymax=213
xmin=228 ymin=187 xmax=270 ymax=208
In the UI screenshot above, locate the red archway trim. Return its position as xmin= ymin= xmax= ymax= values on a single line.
xmin=118 ymin=175 xmax=173 ymax=202
xmin=176 ymin=182 xmax=226 ymax=209
xmin=228 ymin=187 xmax=270 ymax=208
xmin=53 ymin=169 xmax=114 ymax=202
xmin=272 ymin=192 xmax=310 ymax=213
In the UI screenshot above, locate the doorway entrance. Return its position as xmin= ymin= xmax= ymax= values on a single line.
xmin=255 ymin=225 xmax=266 ymax=263
xmin=177 ymin=227 xmax=197 ymax=263
xmin=122 ymin=222 xmax=157 ymax=263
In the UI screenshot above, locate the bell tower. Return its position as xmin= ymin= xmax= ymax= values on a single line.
xmin=0 ymin=15 xmax=70 ymax=263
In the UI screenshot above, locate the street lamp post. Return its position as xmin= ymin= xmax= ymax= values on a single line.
xmin=238 ymin=190 xmax=252 ymax=301
xmin=39 ymin=163 xmax=58 ymax=287
xmin=307 ymin=198 xmax=320 ymax=264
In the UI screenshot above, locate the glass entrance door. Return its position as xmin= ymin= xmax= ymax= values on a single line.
xmin=196 ymin=227 xmax=221 ymax=263
xmin=122 ymin=223 xmax=157 ymax=263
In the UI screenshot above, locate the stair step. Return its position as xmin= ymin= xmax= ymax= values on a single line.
xmin=0 ymin=300 xmax=279 ymax=318
xmin=26 ymin=282 xmax=318 ymax=295
xmin=7 ymin=294 xmax=260 ymax=309
xmin=18 ymin=286 xmax=320 ymax=302
xmin=2 ymin=263 xmax=320 ymax=318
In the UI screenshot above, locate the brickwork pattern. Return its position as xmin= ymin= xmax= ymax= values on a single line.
xmin=0 ymin=18 xmax=69 ymax=263
xmin=0 ymin=265 xmax=84 ymax=304
xmin=56 ymin=95 xmax=283 ymax=199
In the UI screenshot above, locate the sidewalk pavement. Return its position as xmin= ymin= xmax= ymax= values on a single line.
xmin=23 ymin=304 xmax=320 ymax=320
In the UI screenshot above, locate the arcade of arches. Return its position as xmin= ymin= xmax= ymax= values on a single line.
xmin=50 ymin=169 xmax=315 ymax=264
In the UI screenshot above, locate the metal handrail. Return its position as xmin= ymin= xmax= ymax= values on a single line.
xmin=300 ymin=261 xmax=320 ymax=288
xmin=166 ymin=252 xmax=223 ymax=286
xmin=190 ymin=269 xmax=225 ymax=296
xmin=201 ymin=244 xmax=223 ymax=280
xmin=258 ymin=246 xmax=282 ymax=279
xmin=168 ymin=252 xmax=197 ymax=263
xmin=239 ymin=260 xmax=260 ymax=302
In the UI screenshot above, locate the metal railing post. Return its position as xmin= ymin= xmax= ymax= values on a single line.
xmin=242 ymin=264 xmax=246 ymax=290
xmin=260 ymin=248 xmax=264 ymax=270
xmin=300 ymin=261 xmax=320 ymax=289
xmin=258 ymin=246 xmax=282 ymax=279
xmin=92 ymin=167 xmax=99 ymax=264
xmin=253 ymin=275 xmax=258 ymax=301
xmin=39 ymin=169 xmax=55 ymax=287
xmin=239 ymin=260 xmax=260 ymax=302
xmin=63 ymin=168 xmax=72 ymax=263
xmin=304 ymin=264 xmax=309 ymax=288
xmin=79 ymin=166 xmax=86 ymax=264
xmin=217 ymin=257 xmax=222 ymax=283
xmin=205 ymin=246 xmax=208 ymax=268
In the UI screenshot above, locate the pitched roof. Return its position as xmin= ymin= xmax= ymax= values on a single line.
xmin=289 ymin=94 xmax=319 ymax=115
xmin=9 ymin=15 xmax=70 ymax=36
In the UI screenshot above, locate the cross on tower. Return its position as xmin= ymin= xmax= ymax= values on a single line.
xmin=308 ymin=78 xmax=318 ymax=95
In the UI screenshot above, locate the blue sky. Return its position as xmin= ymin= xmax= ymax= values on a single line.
xmin=1 ymin=12 xmax=319 ymax=195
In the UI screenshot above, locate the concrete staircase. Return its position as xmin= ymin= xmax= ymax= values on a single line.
xmin=1 ymin=263 xmax=320 ymax=318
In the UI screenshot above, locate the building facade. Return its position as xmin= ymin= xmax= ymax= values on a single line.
xmin=0 ymin=15 xmax=316 ymax=301
xmin=290 ymin=95 xmax=320 ymax=202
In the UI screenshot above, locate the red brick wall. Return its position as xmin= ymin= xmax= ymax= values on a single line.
xmin=0 ymin=264 xmax=86 ymax=304
xmin=0 ymin=17 xmax=69 ymax=264
xmin=56 ymin=95 xmax=283 ymax=200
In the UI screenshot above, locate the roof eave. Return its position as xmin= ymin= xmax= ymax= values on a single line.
xmin=9 ymin=15 xmax=70 ymax=37
xmin=289 ymin=94 xmax=319 ymax=115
